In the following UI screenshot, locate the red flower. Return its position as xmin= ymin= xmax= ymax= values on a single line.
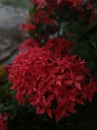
xmin=67 ymin=0 xmax=82 ymax=7
xmin=0 ymin=114 xmax=7 ymax=130
xmin=83 ymin=78 xmax=97 ymax=102
xmin=64 ymin=70 xmax=84 ymax=90
xmin=19 ymin=38 xmax=38 ymax=50
xmin=33 ymin=9 xmax=55 ymax=26
xmin=8 ymin=43 xmax=97 ymax=121
xmin=31 ymin=0 xmax=83 ymax=8
xmin=20 ymin=22 xmax=36 ymax=32
xmin=44 ymin=37 xmax=73 ymax=57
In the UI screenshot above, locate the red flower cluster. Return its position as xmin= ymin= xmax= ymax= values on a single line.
xmin=20 ymin=7 xmax=58 ymax=42
xmin=20 ymin=37 xmax=73 ymax=55
xmin=22 ymin=7 xmax=56 ymax=30
xmin=8 ymin=38 xmax=97 ymax=121
xmin=33 ymin=9 xmax=55 ymax=25
xmin=31 ymin=0 xmax=83 ymax=8
xmin=0 ymin=114 xmax=6 ymax=130
xmin=19 ymin=38 xmax=38 ymax=50
xmin=44 ymin=37 xmax=73 ymax=57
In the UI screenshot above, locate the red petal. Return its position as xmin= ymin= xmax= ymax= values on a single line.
xmin=47 ymin=109 xmax=52 ymax=119
xmin=76 ymin=98 xmax=85 ymax=105
xmin=64 ymin=80 xmax=73 ymax=85
xmin=75 ymin=82 xmax=81 ymax=90
xmin=56 ymin=80 xmax=62 ymax=86
xmin=69 ymin=95 xmax=76 ymax=102
xmin=70 ymin=70 xmax=75 ymax=79
xmin=68 ymin=103 xmax=77 ymax=114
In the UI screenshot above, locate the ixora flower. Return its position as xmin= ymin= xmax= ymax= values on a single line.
xmin=19 ymin=37 xmax=73 ymax=55
xmin=19 ymin=38 xmax=39 ymax=50
xmin=0 ymin=114 xmax=6 ymax=130
xmin=44 ymin=37 xmax=73 ymax=57
xmin=8 ymin=42 xmax=97 ymax=122
xmin=31 ymin=0 xmax=83 ymax=8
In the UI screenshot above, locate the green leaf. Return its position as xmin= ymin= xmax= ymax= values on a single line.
xmin=29 ymin=4 xmax=37 ymax=18
xmin=85 ymin=20 xmax=97 ymax=33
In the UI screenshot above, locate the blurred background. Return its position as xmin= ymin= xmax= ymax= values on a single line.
xmin=0 ymin=0 xmax=30 ymax=65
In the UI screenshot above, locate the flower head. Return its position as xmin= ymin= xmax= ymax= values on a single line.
xmin=8 ymin=43 xmax=97 ymax=121
xmin=31 ymin=0 xmax=83 ymax=8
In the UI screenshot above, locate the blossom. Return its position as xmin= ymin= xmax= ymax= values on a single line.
xmin=83 ymin=78 xmax=97 ymax=102
xmin=19 ymin=38 xmax=38 ymax=50
xmin=20 ymin=22 xmax=36 ymax=32
xmin=44 ymin=37 xmax=73 ymax=57
xmin=0 ymin=114 xmax=7 ymax=130
xmin=67 ymin=0 xmax=82 ymax=7
xmin=31 ymin=0 xmax=83 ymax=8
xmin=20 ymin=37 xmax=73 ymax=55
xmin=20 ymin=7 xmax=57 ymax=42
xmin=8 ymin=44 xmax=97 ymax=121
xmin=33 ymin=9 xmax=55 ymax=25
